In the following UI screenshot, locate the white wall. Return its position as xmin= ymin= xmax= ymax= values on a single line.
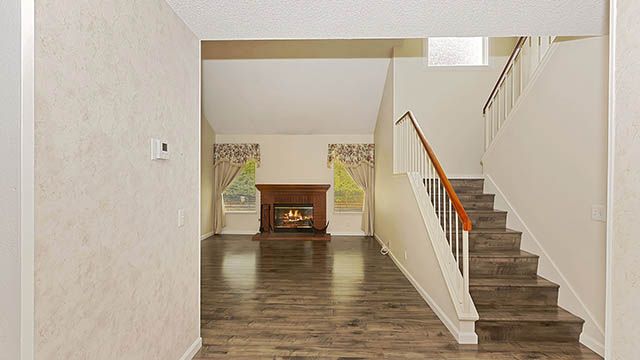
xmin=0 ymin=0 xmax=21 ymax=358
xmin=202 ymin=57 xmax=391 ymax=134
xmin=608 ymin=1 xmax=640 ymax=358
xmin=215 ymin=134 xmax=373 ymax=235
xmin=373 ymin=60 xmax=474 ymax=342
xmin=165 ymin=0 xmax=608 ymax=40
xmin=34 ymin=0 xmax=201 ymax=358
xmin=393 ymin=38 xmax=516 ymax=176
xmin=481 ymin=36 xmax=608 ymax=353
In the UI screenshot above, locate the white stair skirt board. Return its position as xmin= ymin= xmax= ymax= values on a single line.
xmin=374 ymin=233 xmax=478 ymax=344
xmin=179 ymin=337 xmax=202 ymax=360
xmin=483 ymin=174 xmax=604 ymax=356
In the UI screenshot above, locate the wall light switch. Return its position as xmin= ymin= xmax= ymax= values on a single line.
xmin=151 ymin=138 xmax=169 ymax=160
xmin=178 ymin=209 xmax=185 ymax=227
xmin=591 ymin=205 xmax=606 ymax=222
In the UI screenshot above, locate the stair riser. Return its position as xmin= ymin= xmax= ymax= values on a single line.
xmin=425 ymin=179 xmax=485 ymax=194
xmin=450 ymin=179 xmax=485 ymax=194
xmin=469 ymin=257 xmax=539 ymax=277
xmin=470 ymin=286 xmax=559 ymax=306
xmin=469 ymin=233 xmax=521 ymax=251
xmin=475 ymin=321 xmax=583 ymax=342
xmin=468 ymin=212 xmax=507 ymax=229
xmin=460 ymin=200 xmax=494 ymax=210
xmin=433 ymin=196 xmax=495 ymax=210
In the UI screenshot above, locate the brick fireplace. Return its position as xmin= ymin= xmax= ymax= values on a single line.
xmin=253 ymin=184 xmax=330 ymax=240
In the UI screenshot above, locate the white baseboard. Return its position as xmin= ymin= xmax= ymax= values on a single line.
xmin=219 ymin=229 xmax=257 ymax=235
xmin=580 ymin=332 xmax=605 ymax=357
xmin=331 ymin=231 xmax=366 ymax=236
xmin=178 ymin=337 xmax=202 ymax=360
xmin=483 ymin=174 xmax=604 ymax=357
xmin=200 ymin=231 xmax=214 ymax=241
xmin=373 ymin=233 xmax=477 ymax=345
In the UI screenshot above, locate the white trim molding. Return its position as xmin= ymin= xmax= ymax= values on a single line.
xmin=21 ymin=0 xmax=36 ymax=358
xmin=178 ymin=337 xmax=202 ymax=360
xmin=373 ymin=233 xmax=478 ymax=344
xmin=484 ymin=174 xmax=605 ymax=356
xmin=604 ymin=2 xmax=616 ymax=359
xmin=200 ymin=231 xmax=214 ymax=241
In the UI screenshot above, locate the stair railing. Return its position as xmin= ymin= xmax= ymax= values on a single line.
xmin=394 ymin=110 xmax=472 ymax=313
xmin=483 ymin=36 xmax=556 ymax=150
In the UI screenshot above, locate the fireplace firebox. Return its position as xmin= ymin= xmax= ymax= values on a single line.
xmin=274 ymin=204 xmax=313 ymax=231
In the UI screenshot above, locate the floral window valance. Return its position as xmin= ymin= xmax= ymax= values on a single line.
xmin=327 ymin=144 xmax=374 ymax=168
xmin=213 ymin=143 xmax=260 ymax=168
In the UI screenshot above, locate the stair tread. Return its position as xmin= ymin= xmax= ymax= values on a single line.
xmin=469 ymin=228 xmax=520 ymax=233
xmin=476 ymin=305 xmax=584 ymax=323
xmin=468 ymin=250 xmax=539 ymax=258
xmin=470 ymin=276 xmax=559 ymax=288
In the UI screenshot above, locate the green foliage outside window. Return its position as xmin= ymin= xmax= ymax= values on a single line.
xmin=223 ymin=160 xmax=256 ymax=212
xmin=334 ymin=162 xmax=364 ymax=212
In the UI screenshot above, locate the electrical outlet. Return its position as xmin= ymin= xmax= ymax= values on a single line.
xmin=178 ymin=209 xmax=185 ymax=227
xmin=591 ymin=205 xmax=606 ymax=222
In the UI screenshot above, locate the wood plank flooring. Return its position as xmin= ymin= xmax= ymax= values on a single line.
xmin=195 ymin=235 xmax=601 ymax=359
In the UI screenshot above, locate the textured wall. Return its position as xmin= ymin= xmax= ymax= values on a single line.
xmin=166 ymin=0 xmax=609 ymax=40
xmin=34 ymin=0 xmax=200 ymax=358
xmin=610 ymin=0 xmax=640 ymax=358
xmin=0 ymin=0 xmax=21 ymax=358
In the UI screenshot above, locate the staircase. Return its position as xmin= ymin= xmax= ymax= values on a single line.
xmin=446 ymin=178 xmax=585 ymax=342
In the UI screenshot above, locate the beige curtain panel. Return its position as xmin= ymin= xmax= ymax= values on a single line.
xmin=345 ymin=163 xmax=375 ymax=236
xmin=327 ymin=143 xmax=375 ymax=236
xmin=212 ymin=143 xmax=260 ymax=234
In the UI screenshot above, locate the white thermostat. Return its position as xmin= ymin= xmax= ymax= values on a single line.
xmin=151 ymin=139 xmax=169 ymax=160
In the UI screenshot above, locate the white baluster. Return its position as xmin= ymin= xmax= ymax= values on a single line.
xmin=455 ymin=214 xmax=459 ymax=265
xmin=462 ymin=229 xmax=470 ymax=311
xmin=448 ymin=196 xmax=452 ymax=248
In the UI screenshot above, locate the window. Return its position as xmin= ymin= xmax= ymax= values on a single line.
xmin=223 ymin=160 xmax=257 ymax=212
xmin=426 ymin=37 xmax=488 ymax=67
xmin=333 ymin=162 xmax=364 ymax=213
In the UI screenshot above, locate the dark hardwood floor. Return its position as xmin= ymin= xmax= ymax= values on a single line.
xmin=195 ymin=235 xmax=601 ymax=359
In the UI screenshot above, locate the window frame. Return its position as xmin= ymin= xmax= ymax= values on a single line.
xmin=332 ymin=163 xmax=364 ymax=214
xmin=222 ymin=160 xmax=258 ymax=214
xmin=424 ymin=37 xmax=489 ymax=69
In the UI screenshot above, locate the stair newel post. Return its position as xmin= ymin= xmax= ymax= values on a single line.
xmin=462 ymin=229 xmax=470 ymax=313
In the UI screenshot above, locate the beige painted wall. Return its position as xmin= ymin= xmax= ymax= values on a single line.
xmin=393 ymin=38 xmax=517 ymax=176
xmin=609 ymin=1 xmax=640 ymax=358
xmin=34 ymin=0 xmax=200 ymax=358
xmin=201 ymin=114 xmax=216 ymax=238
xmin=215 ymin=134 xmax=373 ymax=235
xmin=0 ymin=0 xmax=21 ymax=357
xmin=482 ymin=36 xmax=608 ymax=352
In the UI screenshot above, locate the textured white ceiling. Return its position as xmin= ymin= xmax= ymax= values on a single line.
xmin=166 ymin=0 xmax=608 ymax=40
xmin=202 ymin=57 xmax=391 ymax=134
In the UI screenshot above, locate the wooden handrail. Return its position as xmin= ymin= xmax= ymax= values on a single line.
xmin=482 ymin=37 xmax=527 ymax=114
xmin=395 ymin=111 xmax=472 ymax=231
